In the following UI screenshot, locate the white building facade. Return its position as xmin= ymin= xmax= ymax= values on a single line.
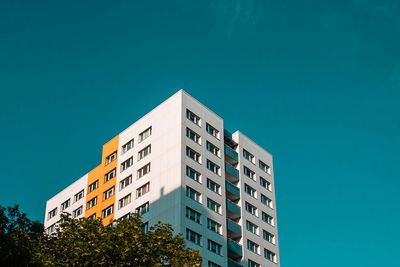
xmin=44 ymin=90 xmax=280 ymax=267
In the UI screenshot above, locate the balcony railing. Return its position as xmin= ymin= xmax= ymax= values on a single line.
xmin=226 ymin=200 xmax=241 ymax=219
xmin=225 ymin=162 xmax=239 ymax=182
xmin=228 ymin=259 xmax=242 ymax=267
xmin=224 ymin=144 xmax=238 ymax=162
xmin=227 ymin=219 xmax=242 ymax=238
xmin=227 ymin=238 xmax=243 ymax=258
xmin=225 ymin=180 xmax=240 ymax=201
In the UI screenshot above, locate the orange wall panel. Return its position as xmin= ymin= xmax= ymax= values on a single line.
xmin=85 ymin=135 xmax=119 ymax=226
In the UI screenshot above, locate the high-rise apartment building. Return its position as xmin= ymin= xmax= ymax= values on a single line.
xmin=44 ymin=90 xmax=280 ymax=267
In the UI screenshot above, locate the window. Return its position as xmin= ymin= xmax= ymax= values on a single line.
xmin=138 ymin=145 xmax=151 ymax=160
xmin=186 ymin=186 xmax=201 ymax=203
xmin=136 ymin=183 xmax=150 ymax=198
xmin=206 ymin=123 xmax=219 ymax=139
xmin=121 ymin=157 xmax=133 ymax=172
xmin=208 ymin=262 xmax=222 ymax=267
xmin=136 ymin=202 xmax=149 ymax=215
xmin=139 ymin=127 xmax=152 ymax=142
xmin=120 ymin=212 xmax=131 ymax=220
xmin=119 ymin=175 xmax=132 ymax=191
xmin=61 ymin=199 xmax=70 ymax=211
xmin=47 ymin=224 xmax=56 ymax=234
xmin=137 ymin=163 xmax=151 ymax=179
xmin=48 ymin=208 xmax=57 ymax=220
xmin=206 ymin=141 xmax=220 ymax=157
xmin=264 ymin=249 xmax=276 ymax=262
xmin=105 ymin=168 xmax=116 ymax=182
xmin=73 ymin=206 xmax=83 ymax=218
xmin=259 ymin=160 xmax=271 ymax=174
xmin=207 ymin=218 xmax=221 ymax=234
xmin=102 ymin=205 xmax=114 ymax=218
xmin=207 ymin=178 xmax=221 ymax=194
xmin=244 ymin=184 xmax=257 ymax=198
xmin=246 ymin=220 xmax=259 ymax=235
xmin=263 ymin=230 xmax=275 ymax=244
xmin=186 ymin=207 xmax=201 ymax=224
xmin=245 ymin=202 xmax=258 ymax=216
xmin=186 ymin=109 xmax=200 ymax=126
xmin=243 ymin=149 xmax=255 ymax=163
xmin=88 ymin=213 xmax=96 ymax=220
xmin=262 ymin=212 xmax=274 ymax=226
xmin=118 ymin=194 xmax=131 ymax=209
xmin=207 ymin=239 xmax=222 ymax=255
xmin=186 ymin=228 xmax=202 ymax=245
xmin=243 ymin=166 xmax=255 ymax=180
xmin=88 ymin=180 xmax=99 ymax=193
xmin=142 ymin=222 xmax=149 ymax=233
xmin=260 ymin=177 xmax=272 ymax=191
xmin=103 ymin=186 xmax=115 ymax=200
xmin=206 ymin=160 xmax=220 ymax=175
xmin=207 ymin=198 xmax=221 ymax=214
xmin=106 ymin=151 xmax=117 ymax=164
xmin=248 ymin=260 xmax=260 ymax=267
xmin=186 ymin=146 xmax=201 ymax=163
xmin=122 ymin=139 xmax=134 ymax=154
xmin=247 ymin=239 xmax=260 ymax=254
xmin=186 ymin=166 xmax=201 ymax=183
xmin=87 ymin=197 xmax=97 ymax=209
xmin=261 ymin=194 xmax=273 ymax=208
xmin=74 ymin=190 xmax=84 ymax=202
xmin=186 ymin=127 xmax=201 ymax=144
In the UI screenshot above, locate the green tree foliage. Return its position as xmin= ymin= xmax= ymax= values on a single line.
xmin=0 ymin=205 xmax=43 ymax=267
xmin=0 ymin=205 xmax=201 ymax=266
xmin=34 ymin=213 xmax=201 ymax=266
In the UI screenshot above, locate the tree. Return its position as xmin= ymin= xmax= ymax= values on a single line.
xmin=0 ymin=205 xmax=43 ymax=267
xmin=34 ymin=213 xmax=202 ymax=266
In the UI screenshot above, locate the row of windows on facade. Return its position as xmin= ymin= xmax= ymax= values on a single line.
xmin=185 ymin=185 xmax=274 ymax=227
xmin=186 ymin=205 xmax=275 ymax=245
xmin=188 ymin=108 xmax=271 ymax=175
xmin=47 ymin=180 xmax=150 ymax=221
xmin=243 ymin=149 xmax=271 ymax=175
xmin=103 ymin=127 xmax=152 ymax=167
xmin=208 ymin=257 xmax=277 ymax=267
xmin=48 ymin=159 xmax=151 ymax=221
xmin=87 ymin=159 xmax=150 ymax=198
xmin=186 ymin=162 xmax=273 ymax=210
xmin=86 ymin=182 xmax=149 ymax=212
xmin=47 ymin=127 xmax=154 ymax=220
xmin=187 ymin=130 xmax=273 ymax=197
xmin=186 ymin=109 xmax=220 ymax=139
xmin=47 ymin=202 xmax=150 ymax=235
xmin=186 ymin=127 xmax=221 ymax=157
xmin=243 ymin=165 xmax=273 ymax=193
xmin=186 ymin=226 xmax=276 ymax=263
xmin=186 ymin=146 xmax=221 ymax=175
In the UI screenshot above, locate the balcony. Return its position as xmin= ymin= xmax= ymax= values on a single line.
xmin=227 ymin=238 xmax=242 ymax=260
xmin=226 ymin=200 xmax=241 ymax=220
xmin=224 ymin=129 xmax=238 ymax=148
xmin=225 ymin=180 xmax=240 ymax=201
xmin=227 ymin=219 xmax=242 ymax=239
xmin=224 ymin=144 xmax=238 ymax=164
xmin=225 ymin=162 xmax=239 ymax=183
xmin=228 ymin=259 xmax=242 ymax=267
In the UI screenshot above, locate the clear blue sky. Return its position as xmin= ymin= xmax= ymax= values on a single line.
xmin=1 ymin=1 xmax=399 ymax=266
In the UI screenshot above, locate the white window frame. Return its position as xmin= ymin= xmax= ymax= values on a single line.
xmin=122 ymin=139 xmax=134 ymax=154
xmin=139 ymin=127 xmax=152 ymax=143
xmin=103 ymin=186 xmax=115 ymax=200
xmin=119 ymin=175 xmax=132 ymax=191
